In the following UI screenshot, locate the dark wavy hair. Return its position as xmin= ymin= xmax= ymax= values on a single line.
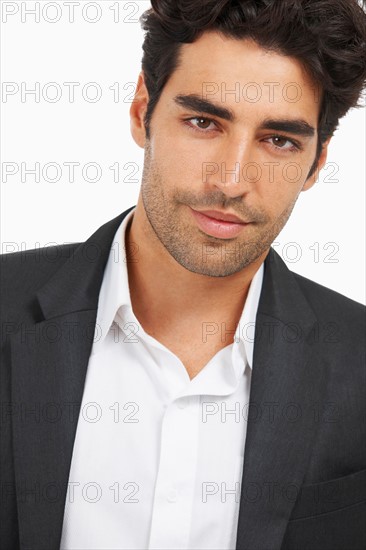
xmin=139 ymin=0 xmax=366 ymax=178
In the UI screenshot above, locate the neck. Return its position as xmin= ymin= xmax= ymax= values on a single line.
xmin=124 ymin=202 xmax=268 ymax=330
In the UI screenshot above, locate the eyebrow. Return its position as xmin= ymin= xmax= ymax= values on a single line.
xmin=174 ymin=93 xmax=235 ymax=121
xmin=173 ymin=93 xmax=316 ymax=138
xmin=259 ymin=118 xmax=315 ymax=138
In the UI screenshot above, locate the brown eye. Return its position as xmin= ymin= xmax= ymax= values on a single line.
xmin=266 ymin=135 xmax=299 ymax=152
xmin=184 ymin=116 xmax=219 ymax=134
xmin=196 ymin=117 xmax=213 ymax=129
xmin=272 ymin=136 xmax=288 ymax=148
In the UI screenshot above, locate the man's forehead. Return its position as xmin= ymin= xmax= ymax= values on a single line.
xmin=165 ymin=33 xmax=322 ymax=122
xmin=178 ymin=34 xmax=311 ymax=81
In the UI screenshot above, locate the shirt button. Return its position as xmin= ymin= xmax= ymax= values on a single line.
xmin=177 ymin=398 xmax=188 ymax=409
xmin=167 ymin=489 xmax=178 ymax=503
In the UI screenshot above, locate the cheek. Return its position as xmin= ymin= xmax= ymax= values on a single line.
xmin=257 ymin=158 xmax=308 ymax=196
xmin=154 ymin=135 xmax=209 ymax=184
xmin=254 ymin=169 xmax=305 ymax=222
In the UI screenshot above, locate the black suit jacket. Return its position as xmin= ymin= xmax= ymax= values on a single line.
xmin=1 ymin=206 xmax=365 ymax=550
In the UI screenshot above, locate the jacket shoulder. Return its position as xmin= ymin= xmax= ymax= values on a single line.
xmin=293 ymin=270 xmax=365 ymax=312
xmin=292 ymin=270 xmax=365 ymax=339
xmin=0 ymin=244 xmax=81 ymax=324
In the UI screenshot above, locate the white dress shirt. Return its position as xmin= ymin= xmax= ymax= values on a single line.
xmin=60 ymin=206 xmax=264 ymax=550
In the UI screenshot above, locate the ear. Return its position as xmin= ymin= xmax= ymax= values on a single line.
xmin=130 ymin=71 xmax=149 ymax=148
xmin=302 ymin=138 xmax=331 ymax=192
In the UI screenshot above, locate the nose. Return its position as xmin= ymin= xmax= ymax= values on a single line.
xmin=203 ymin=137 xmax=257 ymax=198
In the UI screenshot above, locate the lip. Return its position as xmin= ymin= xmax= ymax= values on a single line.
xmin=189 ymin=207 xmax=250 ymax=239
xmin=193 ymin=209 xmax=246 ymax=223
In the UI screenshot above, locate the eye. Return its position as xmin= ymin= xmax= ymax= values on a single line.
xmin=184 ymin=116 xmax=218 ymax=132
xmin=265 ymin=135 xmax=301 ymax=152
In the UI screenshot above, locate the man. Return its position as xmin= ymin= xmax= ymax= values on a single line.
xmin=1 ymin=1 xmax=365 ymax=549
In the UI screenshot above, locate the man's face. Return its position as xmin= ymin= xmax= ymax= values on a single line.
xmin=131 ymin=31 xmax=327 ymax=277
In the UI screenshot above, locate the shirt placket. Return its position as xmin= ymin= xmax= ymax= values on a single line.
xmin=148 ymin=394 xmax=200 ymax=550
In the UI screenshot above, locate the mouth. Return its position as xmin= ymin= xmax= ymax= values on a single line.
xmin=191 ymin=209 xmax=247 ymax=223
xmin=189 ymin=207 xmax=251 ymax=239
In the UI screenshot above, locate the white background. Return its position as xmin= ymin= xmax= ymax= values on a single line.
xmin=1 ymin=0 xmax=365 ymax=304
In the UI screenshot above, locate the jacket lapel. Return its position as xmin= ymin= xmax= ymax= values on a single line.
xmin=11 ymin=207 xmax=135 ymax=550
xmin=235 ymin=249 xmax=325 ymax=550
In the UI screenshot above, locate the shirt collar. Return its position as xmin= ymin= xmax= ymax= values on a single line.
xmin=94 ymin=207 xmax=135 ymax=349
xmin=94 ymin=206 xmax=264 ymax=375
